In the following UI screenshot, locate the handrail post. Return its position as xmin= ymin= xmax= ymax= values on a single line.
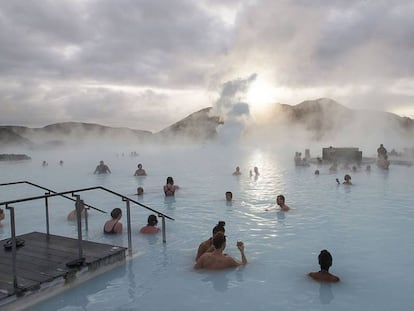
xmin=73 ymin=195 xmax=83 ymax=259
xmin=7 ymin=205 xmax=18 ymax=290
xmin=160 ymin=215 xmax=166 ymax=243
xmin=84 ymin=206 xmax=88 ymax=232
xmin=125 ymin=199 xmax=132 ymax=256
xmin=44 ymin=192 xmax=50 ymax=235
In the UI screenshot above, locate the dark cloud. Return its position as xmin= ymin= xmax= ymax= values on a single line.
xmin=0 ymin=0 xmax=413 ymax=129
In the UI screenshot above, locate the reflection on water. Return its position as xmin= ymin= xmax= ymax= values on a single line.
xmin=163 ymin=196 xmax=176 ymax=209
xmin=319 ymin=283 xmax=334 ymax=304
xmin=202 ymin=272 xmax=230 ymax=292
xmin=276 ymin=211 xmax=286 ymax=220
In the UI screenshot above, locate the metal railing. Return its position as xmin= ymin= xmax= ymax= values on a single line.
xmin=0 ymin=183 xmax=174 ymax=291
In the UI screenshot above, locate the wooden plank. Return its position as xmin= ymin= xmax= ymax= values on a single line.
xmin=0 ymin=232 xmax=127 ymax=302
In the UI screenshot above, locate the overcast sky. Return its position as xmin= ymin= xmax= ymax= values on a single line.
xmin=0 ymin=0 xmax=413 ymax=132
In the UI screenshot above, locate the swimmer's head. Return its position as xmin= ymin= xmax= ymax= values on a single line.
xmin=147 ymin=214 xmax=158 ymax=226
xmin=276 ymin=195 xmax=285 ymax=205
xmin=137 ymin=163 xmax=142 ymax=169
xmin=318 ymin=249 xmax=333 ymax=271
xmin=212 ymin=232 xmax=226 ymax=249
xmin=344 ymin=174 xmax=351 ymax=181
xmin=315 ymin=170 xmax=320 ymax=175
xmin=137 ymin=187 xmax=144 ymax=195
xmin=212 ymin=221 xmax=225 ymax=235
xmin=166 ymin=176 xmax=174 ymax=185
xmin=225 ymin=191 xmax=233 ymax=201
xmin=100 ymin=160 xmax=104 ymax=164
xmin=111 ymin=208 xmax=122 ymax=219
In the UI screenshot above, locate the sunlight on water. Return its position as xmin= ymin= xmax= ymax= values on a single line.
xmin=0 ymin=144 xmax=413 ymax=311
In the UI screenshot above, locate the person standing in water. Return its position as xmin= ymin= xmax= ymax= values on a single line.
xmin=232 ymin=166 xmax=242 ymax=175
xmin=277 ymin=195 xmax=290 ymax=211
xmin=164 ymin=176 xmax=179 ymax=196
xmin=194 ymin=232 xmax=247 ymax=270
xmin=94 ymin=160 xmax=111 ymax=174
xmin=196 ymin=221 xmax=226 ymax=261
xmin=308 ymin=249 xmax=340 ymax=282
xmin=67 ymin=200 xmax=86 ymax=221
xmin=134 ymin=163 xmax=147 ymax=176
xmin=140 ymin=214 xmax=161 ymax=234
xmin=103 ymin=208 xmax=123 ymax=234
xmin=343 ymin=174 xmax=352 ymax=185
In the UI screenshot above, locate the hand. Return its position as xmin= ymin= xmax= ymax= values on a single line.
xmin=237 ymin=240 xmax=244 ymax=251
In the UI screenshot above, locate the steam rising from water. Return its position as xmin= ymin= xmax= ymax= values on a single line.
xmin=212 ymin=74 xmax=257 ymax=143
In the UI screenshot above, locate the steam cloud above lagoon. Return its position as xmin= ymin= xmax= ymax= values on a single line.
xmin=0 ymin=0 xmax=413 ymax=132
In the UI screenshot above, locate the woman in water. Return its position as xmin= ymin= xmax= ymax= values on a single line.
xmin=103 ymin=208 xmax=123 ymax=234
xmin=140 ymin=214 xmax=160 ymax=234
xmin=164 ymin=176 xmax=179 ymax=196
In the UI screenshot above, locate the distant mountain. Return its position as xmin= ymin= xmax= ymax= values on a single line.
xmin=0 ymin=122 xmax=152 ymax=148
xmin=1 ymin=99 xmax=413 ymax=147
xmin=156 ymin=107 xmax=223 ymax=141
xmin=0 ymin=127 xmax=33 ymax=146
xmin=271 ymin=98 xmax=414 ymax=140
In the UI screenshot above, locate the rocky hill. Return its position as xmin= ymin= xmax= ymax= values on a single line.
xmin=1 ymin=99 xmax=413 ymax=147
xmin=156 ymin=107 xmax=223 ymax=141
xmin=0 ymin=122 xmax=152 ymax=148
xmin=270 ymin=98 xmax=414 ymax=140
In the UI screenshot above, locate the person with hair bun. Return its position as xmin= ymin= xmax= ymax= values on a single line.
xmin=194 ymin=232 xmax=247 ymax=270
xmin=308 ymin=249 xmax=340 ymax=282
xmin=103 ymin=208 xmax=123 ymax=234
xmin=140 ymin=214 xmax=161 ymax=234
xmin=195 ymin=221 xmax=226 ymax=261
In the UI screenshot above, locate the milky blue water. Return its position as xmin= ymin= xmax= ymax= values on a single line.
xmin=0 ymin=143 xmax=413 ymax=311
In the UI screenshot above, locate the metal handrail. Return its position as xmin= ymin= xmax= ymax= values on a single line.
xmin=0 ymin=181 xmax=106 ymax=214
xmin=0 ymin=184 xmax=174 ymax=220
xmin=1 ymin=185 xmax=174 ymax=292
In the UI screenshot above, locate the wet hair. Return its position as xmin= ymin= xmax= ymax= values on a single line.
xmin=111 ymin=208 xmax=122 ymax=219
xmin=212 ymin=232 xmax=226 ymax=249
xmin=318 ymin=249 xmax=333 ymax=271
xmin=137 ymin=163 xmax=142 ymax=169
xmin=225 ymin=191 xmax=232 ymax=199
xmin=314 ymin=170 xmax=320 ymax=175
xmin=147 ymin=214 xmax=158 ymax=226
xmin=344 ymin=174 xmax=351 ymax=180
xmin=166 ymin=176 xmax=174 ymax=185
xmin=212 ymin=221 xmax=226 ymax=235
xmin=137 ymin=187 xmax=144 ymax=194
xmin=277 ymin=195 xmax=285 ymax=203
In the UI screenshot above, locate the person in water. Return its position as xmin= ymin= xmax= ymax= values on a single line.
xmin=94 ymin=160 xmax=111 ymax=174
xmin=232 ymin=166 xmax=242 ymax=175
xmin=308 ymin=249 xmax=340 ymax=283
xmin=103 ymin=208 xmax=123 ymax=234
xmin=253 ymin=166 xmax=259 ymax=176
xmin=134 ymin=163 xmax=147 ymax=176
xmin=225 ymin=191 xmax=233 ymax=202
xmin=196 ymin=221 xmax=226 ymax=261
xmin=194 ymin=232 xmax=247 ymax=270
xmin=277 ymin=195 xmax=290 ymax=211
xmin=67 ymin=200 xmax=86 ymax=221
xmin=136 ymin=187 xmax=144 ymax=196
xmin=140 ymin=214 xmax=160 ymax=234
xmin=377 ymin=144 xmax=388 ymax=159
xmin=343 ymin=174 xmax=352 ymax=185
xmin=164 ymin=176 xmax=179 ymax=196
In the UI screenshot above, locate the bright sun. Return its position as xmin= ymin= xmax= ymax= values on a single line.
xmin=245 ymin=79 xmax=280 ymax=114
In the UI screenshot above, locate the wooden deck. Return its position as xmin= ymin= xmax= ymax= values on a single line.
xmin=0 ymin=232 xmax=127 ymax=306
